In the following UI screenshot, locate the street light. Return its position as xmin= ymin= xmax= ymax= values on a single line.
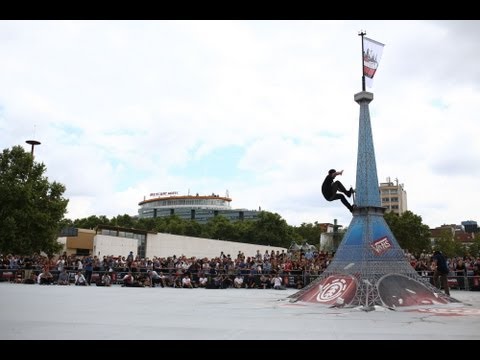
xmin=26 ymin=140 xmax=41 ymax=156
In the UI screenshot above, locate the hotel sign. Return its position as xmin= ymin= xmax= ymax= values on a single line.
xmin=150 ymin=191 xmax=178 ymax=197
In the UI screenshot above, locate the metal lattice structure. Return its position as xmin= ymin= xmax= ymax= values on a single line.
xmin=289 ymin=92 xmax=457 ymax=309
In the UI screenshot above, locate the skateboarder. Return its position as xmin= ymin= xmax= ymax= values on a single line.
xmin=322 ymin=169 xmax=356 ymax=212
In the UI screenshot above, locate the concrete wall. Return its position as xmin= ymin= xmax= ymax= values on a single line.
xmin=93 ymin=235 xmax=139 ymax=258
xmin=93 ymin=232 xmax=286 ymax=259
xmin=57 ymin=237 xmax=67 ymax=254
xmin=145 ymin=232 xmax=286 ymax=259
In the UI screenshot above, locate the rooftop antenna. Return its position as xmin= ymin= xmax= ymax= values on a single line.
xmin=26 ymin=124 xmax=41 ymax=156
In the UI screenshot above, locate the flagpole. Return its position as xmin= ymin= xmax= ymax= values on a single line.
xmin=358 ymin=30 xmax=366 ymax=92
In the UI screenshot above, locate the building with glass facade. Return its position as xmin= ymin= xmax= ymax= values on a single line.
xmin=138 ymin=193 xmax=259 ymax=224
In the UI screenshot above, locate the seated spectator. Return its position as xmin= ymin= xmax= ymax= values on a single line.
xmin=245 ymin=274 xmax=257 ymax=288
xmin=233 ymin=275 xmax=244 ymax=288
xmin=173 ymin=272 xmax=183 ymax=288
xmin=222 ymin=275 xmax=233 ymax=289
xmin=198 ymin=273 xmax=208 ymax=288
xmin=24 ymin=272 xmax=36 ymax=285
xmin=213 ymin=274 xmax=224 ymax=288
xmin=75 ymin=271 xmax=87 ymax=286
xmin=158 ymin=272 xmax=167 ymax=288
xmin=122 ymin=272 xmax=134 ymax=287
xmin=137 ymin=273 xmax=150 ymax=287
xmin=98 ymin=272 xmax=111 ymax=287
xmin=295 ymin=276 xmax=304 ymax=289
xmin=259 ymin=274 xmax=271 ymax=289
xmin=57 ymin=269 xmax=70 ymax=285
xmin=122 ymin=272 xmax=144 ymax=287
xmin=272 ymin=274 xmax=284 ymax=290
xmin=182 ymin=274 xmax=194 ymax=288
xmin=38 ymin=270 xmax=54 ymax=285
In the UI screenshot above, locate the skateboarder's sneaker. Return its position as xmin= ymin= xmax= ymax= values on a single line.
xmin=347 ymin=187 xmax=355 ymax=198
xmin=350 ymin=204 xmax=358 ymax=213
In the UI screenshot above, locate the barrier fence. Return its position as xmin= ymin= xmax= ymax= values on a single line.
xmin=1 ymin=268 xmax=479 ymax=291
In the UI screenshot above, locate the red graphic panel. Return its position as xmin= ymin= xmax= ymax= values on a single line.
xmin=370 ymin=236 xmax=392 ymax=256
xmin=377 ymin=274 xmax=451 ymax=307
xmin=296 ymin=275 xmax=357 ymax=305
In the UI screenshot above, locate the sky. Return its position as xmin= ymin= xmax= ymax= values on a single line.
xmin=1 ymin=20 xmax=479 ymax=229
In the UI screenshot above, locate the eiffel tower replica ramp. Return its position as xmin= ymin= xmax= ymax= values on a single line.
xmin=289 ymin=89 xmax=458 ymax=310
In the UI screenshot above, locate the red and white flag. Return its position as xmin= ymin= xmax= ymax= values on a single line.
xmin=363 ymin=37 xmax=385 ymax=87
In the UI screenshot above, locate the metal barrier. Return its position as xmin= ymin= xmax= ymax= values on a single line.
xmin=0 ymin=268 xmax=479 ymax=291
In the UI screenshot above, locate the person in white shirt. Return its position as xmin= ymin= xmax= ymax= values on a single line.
xmin=198 ymin=274 xmax=208 ymax=287
xmin=182 ymin=274 xmax=193 ymax=288
xmin=38 ymin=269 xmax=54 ymax=285
xmin=75 ymin=271 xmax=87 ymax=286
xmin=233 ymin=275 xmax=244 ymax=288
xmin=272 ymin=275 xmax=283 ymax=289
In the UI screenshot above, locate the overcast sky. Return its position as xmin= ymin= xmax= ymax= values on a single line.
xmin=1 ymin=20 xmax=479 ymax=229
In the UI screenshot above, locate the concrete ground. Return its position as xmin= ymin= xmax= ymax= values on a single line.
xmin=0 ymin=282 xmax=479 ymax=340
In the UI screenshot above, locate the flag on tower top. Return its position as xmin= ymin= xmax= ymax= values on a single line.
xmin=363 ymin=37 xmax=385 ymax=88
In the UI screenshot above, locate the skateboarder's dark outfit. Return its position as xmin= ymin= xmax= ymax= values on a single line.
xmin=321 ymin=169 xmax=356 ymax=212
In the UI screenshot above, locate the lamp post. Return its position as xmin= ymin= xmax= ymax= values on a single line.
xmin=26 ymin=140 xmax=41 ymax=156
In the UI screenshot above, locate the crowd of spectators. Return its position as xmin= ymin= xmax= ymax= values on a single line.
xmin=1 ymin=249 xmax=479 ymax=290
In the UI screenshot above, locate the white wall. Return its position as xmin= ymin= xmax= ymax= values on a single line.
xmin=146 ymin=233 xmax=287 ymax=259
xmin=93 ymin=232 xmax=286 ymax=259
xmin=93 ymin=235 xmax=139 ymax=258
xmin=57 ymin=237 xmax=67 ymax=252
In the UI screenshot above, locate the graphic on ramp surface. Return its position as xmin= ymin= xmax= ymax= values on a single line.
xmin=298 ymin=275 xmax=357 ymax=305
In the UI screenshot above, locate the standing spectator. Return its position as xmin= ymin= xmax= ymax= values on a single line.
xmin=84 ymin=256 xmax=93 ymax=285
xmin=455 ymin=259 xmax=467 ymax=290
xmin=23 ymin=257 xmax=34 ymax=283
xmin=126 ymin=251 xmax=134 ymax=270
xmin=432 ymin=251 xmax=450 ymax=296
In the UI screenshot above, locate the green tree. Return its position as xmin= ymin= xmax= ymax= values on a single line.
xmin=136 ymin=217 xmax=157 ymax=231
xmin=73 ymin=215 xmax=111 ymax=229
xmin=249 ymin=211 xmax=296 ymax=248
xmin=293 ymin=221 xmax=323 ymax=247
xmin=111 ymin=214 xmax=137 ymax=228
xmin=432 ymin=228 xmax=457 ymax=258
xmin=0 ymin=145 xmax=68 ymax=255
xmin=233 ymin=219 xmax=256 ymax=244
xmin=154 ymin=215 xmax=186 ymax=235
xmin=202 ymin=215 xmax=237 ymax=241
xmin=384 ymin=210 xmax=431 ymax=256
xmin=183 ymin=220 xmax=203 ymax=237
xmin=467 ymin=233 xmax=480 ymax=258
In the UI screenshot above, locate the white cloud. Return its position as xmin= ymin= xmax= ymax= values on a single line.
xmin=1 ymin=20 xmax=479 ymax=229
